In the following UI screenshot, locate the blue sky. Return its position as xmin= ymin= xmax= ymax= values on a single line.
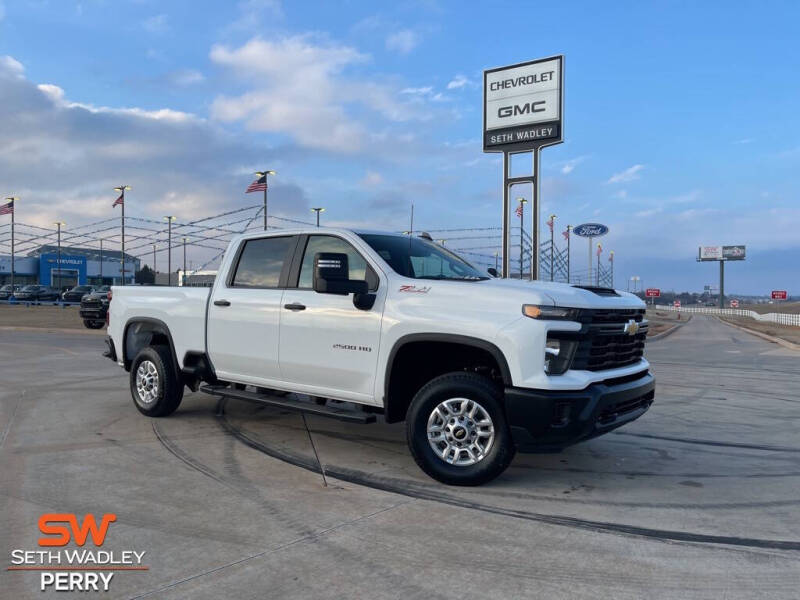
xmin=0 ymin=0 xmax=798 ymax=293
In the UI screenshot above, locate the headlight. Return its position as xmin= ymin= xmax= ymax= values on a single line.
xmin=523 ymin=304 xmax=580 ymax=320
xmin=544 ymin=337 xmax=578 ymax=375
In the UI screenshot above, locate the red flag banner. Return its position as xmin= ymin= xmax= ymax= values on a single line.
xmin=0 ymin=199 xmax=13 ymax=215
xmin=562 ymin=228 xmax=569 ymax=241
xmin=515 ymin=204 xmax=523 ymax=218
xmin=112 ymin=194 xmax=123 ymax=208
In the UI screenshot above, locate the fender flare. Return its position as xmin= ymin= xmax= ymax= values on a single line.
xmin=382 ymin=333 xmax=513 ymax=412
xmin=122 ymin=317 xmax=180 ymax=376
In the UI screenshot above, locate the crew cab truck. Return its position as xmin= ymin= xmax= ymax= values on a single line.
xmin=106 ymin=228 xmax=654 ymax=486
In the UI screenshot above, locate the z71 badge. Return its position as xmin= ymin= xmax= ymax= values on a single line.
xmin=398 ymin=285 xmax=431 ymax=294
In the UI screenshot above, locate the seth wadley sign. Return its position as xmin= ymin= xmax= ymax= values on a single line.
xmin=484 ymin=56 xmax=563 ymax=151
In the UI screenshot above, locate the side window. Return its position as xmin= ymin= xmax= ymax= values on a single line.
xmin=298 ymin=236 xmax=376 ymax=291
xmin=230 ymin=236 xmax=294 ymax=288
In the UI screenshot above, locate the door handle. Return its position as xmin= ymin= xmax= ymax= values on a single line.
xmin=214 ymin=299 xmax=231 ymax=307
xmin=284 ymin=302 xmax=306 ymax=311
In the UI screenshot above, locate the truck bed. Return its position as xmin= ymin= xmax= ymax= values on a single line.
xmin=109 ymin=286 xmax=210 ymax=368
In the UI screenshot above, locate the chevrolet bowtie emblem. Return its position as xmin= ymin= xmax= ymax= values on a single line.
xmin=623 ymin=319 xmax=640 ymax=336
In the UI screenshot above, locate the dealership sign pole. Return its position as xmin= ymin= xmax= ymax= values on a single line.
xmin=572 ymin=223 xmax=609 ymax=285
xmin=484 ymin=55 xmax=563 ymax=279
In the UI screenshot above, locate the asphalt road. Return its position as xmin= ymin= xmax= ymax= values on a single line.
xmin=1 ymin=316 xmax=799 ymax=599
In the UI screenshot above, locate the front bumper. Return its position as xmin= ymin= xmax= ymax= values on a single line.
xmin=80 ymin=308 xmax=106 ymax=320
xmin=504 ymin=371 xmax=655 ymax=452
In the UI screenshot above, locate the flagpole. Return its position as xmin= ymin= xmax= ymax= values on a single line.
xmin=10 ymin=200 xmax=14 ymax=292
xmin=566 ymin=225 xmax=571 ymax=284
xmin=263 ymin=184 xmax=267 ymax=231
xmin=549 ymin=215 xmax=555 ymax=282
xmin=114 ymin=185 xmax=130 ymax=286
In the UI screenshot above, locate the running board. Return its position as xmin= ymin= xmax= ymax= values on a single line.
xmin=199 ymin=384 xmax=376 ymax=424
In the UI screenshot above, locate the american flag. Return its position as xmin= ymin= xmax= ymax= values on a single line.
xmin=546 ymin=216 xmax=554 ymax=232
xmin=112 ymin=194 xmax=124 ymax=208
xmin=246 ymin=174 xmax=267 ymax=193
xmin=515 ymin=204 xmax=523 ymax=218
xmin=0 ymin=199 xmax=13 ymax=215
xmin=609 ymin=252 xmax=614 ymax=262
xmin=562 ymin=228 xmax=570 ymax=241
xmin=596 ymin=244 xmax=603 ymax=257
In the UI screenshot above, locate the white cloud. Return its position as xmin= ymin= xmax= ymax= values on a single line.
xmin=386 ymin=30 xmax=419 ymax=54
xmin=561 ymin=156 xmax=587 ymax=175
xmin=607 ymin=164 xmax=644 ymax=184
xmin=142 ymin=14 xmax=169 ymax=34
xmin=446 ymin=75 xmax=472 ymax=90
xmin=168 ymin=69 xmax=205 ymax=86
xmin=209 ymin=35 xmax=433 ymax=153
xmin=0 ymin=55 xmax=24 ymax=77
xmin=360 ymin=171 xmax=384 ymax=187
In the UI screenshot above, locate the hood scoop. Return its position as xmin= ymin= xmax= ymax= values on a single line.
xmin=572 ymin=285 xmax=620 ymax=297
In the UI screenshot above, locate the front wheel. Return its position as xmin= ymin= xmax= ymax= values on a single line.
xmin=129 ymin=345 xmax=184 ymax=417
xmin=406 ymin=372 xmax=515 ymax=486
xmin=83 ymin=320 xmax=105 ymax=329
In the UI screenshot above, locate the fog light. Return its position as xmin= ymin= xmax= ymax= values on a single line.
xmin=544 ymin=337 xmax=577 ymax=375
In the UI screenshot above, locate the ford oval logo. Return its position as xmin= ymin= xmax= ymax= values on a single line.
xmin=572 ymin=223 xmax=609 ymax=238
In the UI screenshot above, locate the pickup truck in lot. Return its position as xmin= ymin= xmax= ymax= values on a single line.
xmin=106 ymin=228 xmax=654 ymax=485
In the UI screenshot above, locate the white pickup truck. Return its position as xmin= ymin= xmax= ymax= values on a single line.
xmin=106 ymin=228 xmax=654 ymax=485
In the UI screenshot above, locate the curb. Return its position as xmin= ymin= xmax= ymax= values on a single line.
xmin=647 ymin=314 xmax=692 ymax=342
xmin=0 ymin=325 xmax=106 ymax=336
xmin=715 ymin=316 xmax=800 ymax=351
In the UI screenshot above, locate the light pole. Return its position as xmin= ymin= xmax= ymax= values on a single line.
xmin=255 ymin=170 xmax=276 ymax=230
xmin=99 ymin=238 xmax=103 ymax=284
xmin=548 ymin=214 xmax=556 ymax=281
xmin=596 ymin=243 xmax=602 ymax=286
xmin=311 ymin=207 xmax=325 ymax=227
xmin=164 ymin=216 xmax=176 ymax=286
xmin=4 ymin=197 xmax=17 ymax=292
xmin=516 ymin=197 xmax=527 ymax=279
xmin=494 ymin=252 xmax=500 ymax=271
xmin=182 ymin=237 xmax=187 ymax=286
xmin=565 ymin=224 xmax=572 ymax=284
xmin=113 ymin=185 xmax=130 ymax=285
xmin=152 ymin=244 xmax=157 ymax=284
xmin=54 ymin=221 xmax=66 ymax=294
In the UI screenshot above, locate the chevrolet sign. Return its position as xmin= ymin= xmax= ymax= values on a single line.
xmin=483 ymin=56 xmax=563 ymax=152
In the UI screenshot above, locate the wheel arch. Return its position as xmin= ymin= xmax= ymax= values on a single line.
xmin=122 ymin=317 xmax=180 ymax=376
xmin=382 ymin=333 xmax=512 ymax=424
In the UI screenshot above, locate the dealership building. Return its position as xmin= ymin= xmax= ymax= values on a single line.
xmin=0 ymin=245 xmax=139 ymax=288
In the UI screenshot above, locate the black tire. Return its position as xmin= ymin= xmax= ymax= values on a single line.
xmin=83 ymin=320 xmax=105 ymax=329
xmin=129 ymin=345 xmax=184 ymax=417
xmin=406 ymin=372 xmax=515 ymax=486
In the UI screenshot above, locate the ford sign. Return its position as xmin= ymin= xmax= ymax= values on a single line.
xmin=572 ymin=223 xmax=609 ymax=238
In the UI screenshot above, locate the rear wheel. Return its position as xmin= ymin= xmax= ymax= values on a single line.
xmin=129 ymin=345 xmax=183 ymax=417
xmin=406 ymin=372 xmax=515 ymax=486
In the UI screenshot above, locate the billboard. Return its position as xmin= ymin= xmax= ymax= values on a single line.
xmin=772 ymin=290 xmax=788 ymax=300
xmin=645 ymin=288 xmax=661 ymax=298
xmin=698 ymin=245 xmax=746 ymax=261
xmin=483 ymin=56 xmax=563 ymax=152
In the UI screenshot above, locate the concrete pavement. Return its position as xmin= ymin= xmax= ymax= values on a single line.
xmin=1 ymin=316 xmax=799 ymax=599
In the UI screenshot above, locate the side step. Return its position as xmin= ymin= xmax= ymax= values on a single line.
xmin=199 ymin=384 xmax=376 ymax=424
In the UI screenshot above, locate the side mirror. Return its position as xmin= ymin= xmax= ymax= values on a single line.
xmin=313 ymin=252 xmax=368 ymax=295
xmin=487 ymin=267 xmax=499 ymax=278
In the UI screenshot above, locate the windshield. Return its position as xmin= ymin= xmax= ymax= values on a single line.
xmin=358 ymin=234 xmax=488 ymax=281
xmin=21 ymin=285 xmax=39 ymax=291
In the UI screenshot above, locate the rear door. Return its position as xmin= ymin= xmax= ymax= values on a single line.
xmin=207 ymin=235 xmax=298 ymax=384
xmin=278 ymin=234 xmax=384 ymax=403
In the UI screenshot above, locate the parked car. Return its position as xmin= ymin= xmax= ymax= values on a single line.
xmin=79 ymin=286 xmax=111 ymax=329
xmin=106 ymin=228 xmax=654 ymax=486
xmin=62 ymin=285 xmax=95 ymax=303
xmin=15 ymin=285 xmax=60 ymax=302
xmin=0 ymin=284 xmax=21 ymax=300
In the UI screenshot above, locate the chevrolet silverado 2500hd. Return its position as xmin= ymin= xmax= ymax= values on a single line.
xmin=106 ymin=228 xmax=654 ymax=485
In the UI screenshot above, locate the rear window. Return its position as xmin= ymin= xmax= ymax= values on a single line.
xmin=230 ymin=236 xmax=294 ymax=288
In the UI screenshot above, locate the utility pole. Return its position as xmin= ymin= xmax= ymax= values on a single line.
xmin=164 ymin=216 xmax=176 ymax=286
xmin=152 ymin=244 xmax=157 ymax=284
xmin=719 ymin=261 xmax=725 ymax=308
xmin=99 ymin=238 xmax=103 ymax=283
xmin=113 ymin=186 xmax=130 ymax=285
xmin=182 ymin=237 xmax=187 ymax=286
xmin=54 ymin=221 xmax=65 ymax=293
xmin=4 ymin=197 xmax=16 ymax=292
xmin=311 ymin=207 xmax=325 ymax=227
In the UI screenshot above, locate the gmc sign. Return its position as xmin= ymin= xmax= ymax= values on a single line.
xmin=645 ymin=288 xmax=661 ymax=298
xmin=772 ymin=290 xmax=788 ymax=300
